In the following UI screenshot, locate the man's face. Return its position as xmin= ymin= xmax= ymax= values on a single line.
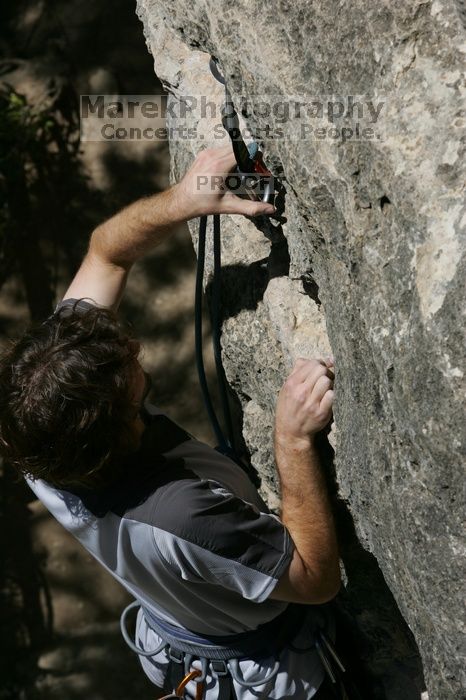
xmin=127 ymin=339 xmax=152 ymax=412
xmin=129 ymin=360 xmax=153 ymax=441
xmin=132 ymin=362 xmax=152 ymax=407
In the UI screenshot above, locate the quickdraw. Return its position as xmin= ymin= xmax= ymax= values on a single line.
xmin=209 ymin=55 xmax=285 ymax=239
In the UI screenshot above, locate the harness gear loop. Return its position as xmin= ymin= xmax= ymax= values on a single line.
xmin=119 ymin=600 xmax=166 ymax=657
xmin=181 ymin=655 xmax=209 ymax=686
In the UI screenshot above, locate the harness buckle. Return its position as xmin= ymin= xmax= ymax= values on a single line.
xmin=168 ymin=646 xmax=184 ymax=664
xmin=211 ymin=659 xmax=229 ymax=678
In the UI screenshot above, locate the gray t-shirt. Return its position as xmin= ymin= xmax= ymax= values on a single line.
xmin=26 ymin=298 xmax=330 ymax=698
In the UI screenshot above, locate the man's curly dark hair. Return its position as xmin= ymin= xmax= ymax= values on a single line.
xmin=0 ymin=299 xmax=142 ymax=490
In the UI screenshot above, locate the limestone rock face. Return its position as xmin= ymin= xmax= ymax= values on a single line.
xmin=136 ymin=2 xmax=465 ymax=698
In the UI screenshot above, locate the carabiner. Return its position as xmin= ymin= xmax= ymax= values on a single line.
xmin=183 ymin=656 xmax=208 ymax=684
xmin=158 ymin=667 xmax=204 ymax=699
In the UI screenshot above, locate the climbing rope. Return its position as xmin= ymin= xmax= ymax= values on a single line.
xmin=194 ymin=57 xmax=284 ymax=477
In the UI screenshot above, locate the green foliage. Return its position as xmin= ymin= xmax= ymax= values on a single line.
xmin=0 ymin=87 xmax=58 ymax=165
xmin=0 ymin=85 xmax=47 ymax=284
xmin=0 ymin=81 xmax=94 ymax=306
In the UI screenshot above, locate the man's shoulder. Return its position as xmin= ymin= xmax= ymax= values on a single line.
xmin=123 ymin=466 xmax=227 ymax=537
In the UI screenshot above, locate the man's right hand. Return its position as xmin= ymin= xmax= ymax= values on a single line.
xmin=173 ymin=146 xmax=277 ymax=220
xmin=274 ymin=357 xmax=335 ymax=450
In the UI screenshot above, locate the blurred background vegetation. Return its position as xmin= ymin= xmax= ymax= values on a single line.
xmin=0 ymin=82 xmax=85 ymax=320
xmin=0 ymin=2 xmax=216 ymax=697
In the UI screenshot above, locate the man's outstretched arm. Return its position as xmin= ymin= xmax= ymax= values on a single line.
xmin=63 ymin=146 xmax=275 ymax=311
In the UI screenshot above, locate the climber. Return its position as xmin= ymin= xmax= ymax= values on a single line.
xmin=0 ymin=144 xmax=343 ymax=699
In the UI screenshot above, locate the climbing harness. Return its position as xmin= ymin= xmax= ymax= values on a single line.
xmin=120 ymin=599 xmax=348 ymax=699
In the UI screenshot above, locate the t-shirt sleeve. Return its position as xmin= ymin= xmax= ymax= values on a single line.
xmin=54 ymin=297 xmax=99 ymax=314
xmin=151 ymin=477 xmax=295 ymax=604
